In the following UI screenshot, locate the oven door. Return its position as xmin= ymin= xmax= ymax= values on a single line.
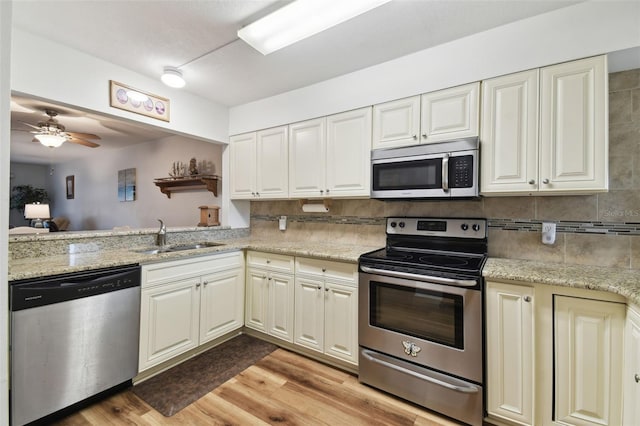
xmin=358 ymin=270 xmax=483 ymax=383
xmin=371 ymin=153 xmax=448 ymax=198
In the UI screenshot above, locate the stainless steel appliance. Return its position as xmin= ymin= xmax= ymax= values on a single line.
xmin=358 ymin=217 xmax=487 ymax=426
xmin=370 ymin=137 xmax=479 ymax=199
xmin=10 ymin=265 xmax=141 ymax=425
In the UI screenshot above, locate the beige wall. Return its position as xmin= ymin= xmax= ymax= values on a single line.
xmin=250 ymin=69 xmax=640 ymax=269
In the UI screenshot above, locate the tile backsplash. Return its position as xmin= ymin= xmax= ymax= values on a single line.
xmin=250 ymin=69 xmax=640 ymax=269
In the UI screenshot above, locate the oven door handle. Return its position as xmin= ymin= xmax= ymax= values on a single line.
xmin=360 ymin=266 xmax=477 ymax=287
xmin=361 ymin=349 xmax=479 ymax=394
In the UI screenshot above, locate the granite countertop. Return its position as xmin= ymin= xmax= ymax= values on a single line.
xmin=483 ymin=257 xmax=640 ymax=306
xmin=8 ymin=238 xmax=380 ymax=282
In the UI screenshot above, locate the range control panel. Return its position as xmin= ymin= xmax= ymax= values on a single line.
xmin=386 ymin=217 xmax=487 ymax=239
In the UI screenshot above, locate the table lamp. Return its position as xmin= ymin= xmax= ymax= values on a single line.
xmin=24 ymin=203 xmax=50 ymax=228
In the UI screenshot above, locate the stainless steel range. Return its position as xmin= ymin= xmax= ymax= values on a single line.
xmin=358 ymin=217 xmax=487 ymax=426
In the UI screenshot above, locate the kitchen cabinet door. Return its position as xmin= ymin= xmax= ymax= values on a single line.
xmin=268 ymin=271 xmax=295 ymax=342
xmin=256 ymin=125 xmax=288 ymax=199
xmin=294 ymin=275 xmax=325 ymax=352
xmin=539 ymin=55 xmax=608 ymax=193
xmin=289 ymin=118 xmax=327 ymax=198
xmin=481 ymin=70 xmax=539 ymax=195
xmin=372 ymin=96 xmax=420 ymax=149
xmin=199 ymin=268 xmax=244 ymax=345
xmin=229 ymin=132 xmax=257 ymax=199
xmin=325 ymin=107 xmax=372 ymax=197
xmin=485 ymin=281 xmax=535 ymax=426
xmin=420 ymin=82 xmax=480 ymax=144
xmin=139 ymin=277 xmax=200 ymax=371
xmin=554 ymin=295 xmax=624 ymax=426
xmin=324 ymin=280 xmax=358 ymax=364
xmin=245 ymin=267 xmax=269 ymax=333
xmin=624 ymin=305 xmax=640 ymax=425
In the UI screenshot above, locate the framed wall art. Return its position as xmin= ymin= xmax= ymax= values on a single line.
xmin=109 ymin=80 xmax=170 ymax=122
xmin=118 ymin=168 xmax=136 ymax=202
xmin=66 ymin=175 xmax=75 ymax=199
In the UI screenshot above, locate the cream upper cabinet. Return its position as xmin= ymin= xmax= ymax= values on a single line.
xmin=624 ymin=305 xmax=640 ymax=425
xmin=420 ymin=82 xmax=480 ymax=143
xmin=554 ymin=296 xmax=624 ymax=426
xmin=481 ymin=70 xmax=539 ymax=194
xmin=289 ymin=117 xmax=327 ymax=198
xmin=229 ymin=132 xmax=257 ymax=199
xmin=229 ymin=126 xmax=288 ymax=200
xmin=539 ymin=56 xmax=608 ymax=193
xmin=372 ymin=83 xmax=479 ymax=150
xmin=481 ymin=55 xmax=608 ymax=196
xmin=290 ymin=108 xmax=372 ymax=198
xmin=372 ymin=96 xmax=420 ymax=149
xmin=325 ymin=107 xmax=372 ymax=197
xmin=486 ymin=281 xmax=535 ymax=426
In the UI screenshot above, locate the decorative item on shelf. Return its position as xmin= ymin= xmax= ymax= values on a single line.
xmin=189 ymin=157 xmax=198 ymax=176
xmin=109 ymin=80 xmax=170 ymax=122
xmin=170 ymin=161 xmax=187 ymax=178
xmin=299 ymin=199 xmax=331 ymax=213
xmin=198 ymin=205 xmax=220 ymax=227
xmin=153 ymin=175 xmax=220 ymax=198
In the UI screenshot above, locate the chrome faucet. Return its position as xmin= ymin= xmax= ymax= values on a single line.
xmin=156 ymin=219 xmax=166 ymax=246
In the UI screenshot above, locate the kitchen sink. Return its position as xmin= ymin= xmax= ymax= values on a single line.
xmin=133 ymin=242 xmax=225 ymax=255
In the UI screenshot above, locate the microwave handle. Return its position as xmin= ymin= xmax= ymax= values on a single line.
xmin=442 ymin=153 xmax=449 ymax=192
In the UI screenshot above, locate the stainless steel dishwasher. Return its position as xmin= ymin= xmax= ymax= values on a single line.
xmin=10 ymin=265 xmax=141 ymax=426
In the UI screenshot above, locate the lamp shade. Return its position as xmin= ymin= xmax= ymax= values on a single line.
xmin=35 ymin=134 xmax=66 ymax=148
xmin=24 ymin=203 xmax=50 ymax=219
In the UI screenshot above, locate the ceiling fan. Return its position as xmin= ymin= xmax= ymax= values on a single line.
xmin=20 ymin=109 xmax=101 ymax=148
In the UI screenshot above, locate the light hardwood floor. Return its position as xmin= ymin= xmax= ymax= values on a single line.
xmin=54 ymin=349 xmax=461 ymax=425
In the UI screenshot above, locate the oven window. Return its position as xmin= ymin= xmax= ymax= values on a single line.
xmin=370 ymin=281 xmax=464 ymax=349
xmin=372 ymin=158 xmax=442 ymax=191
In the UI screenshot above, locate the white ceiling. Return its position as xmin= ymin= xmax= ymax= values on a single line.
xmin=9 ymin=0 xmax=595 ymax=164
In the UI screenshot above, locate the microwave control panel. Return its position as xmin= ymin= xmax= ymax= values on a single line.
xmin=449 ymin=155 xmax=473 ymax=188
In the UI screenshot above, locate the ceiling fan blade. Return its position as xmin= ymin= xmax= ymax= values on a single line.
xmin=66 ymin=131 xmax=101 ymax=140
xmin=19 ymin=121 xmax=43 ymax=130
xmin=67 ymin=137 xmax=100 ymax=148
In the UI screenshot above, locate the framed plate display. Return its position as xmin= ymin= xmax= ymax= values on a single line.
xmin=109 ymin=80 xmax=170 ymax=122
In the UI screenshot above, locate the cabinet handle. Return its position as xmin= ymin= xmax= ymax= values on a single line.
xmin=196 ymin=283 xmax=201 ymax=288
xmin=266 ymin=259 xmax=271 ymax=264
xmin=412 ymin=134 xmax=418 ymax=140
xmin=317 ymin=286 xmax=321 ymax=290
xmin=421 ymin=133 xmax=427 ymax=139
xmin=268 ymin=277 xmax=272 ymax=281
xmin=325 ymin=288 xmax=329 ymax=292
xmin=203 ymin=281 xmax=208 ymax=286
xmin=322 ymin=268 xmax=326 ymax=272
xmin=635 ymin=374 xmax=639 ymax=383
xmin=542 ymin=179 xmax=549 ymax=184
xmin=256 ymin=192 xmax=260 ymax=197
xmin=320 ymin=189 xmax=324 ymax=194
xmin=528 ymin=179 xmax=535 ymax=185
xmin=524 ymin=296 xmax=531 ymax=302
xmin=251 ymin=192 xmax=255 ymax=196
xmin=326 ymin=189 xmax=330 ymax=193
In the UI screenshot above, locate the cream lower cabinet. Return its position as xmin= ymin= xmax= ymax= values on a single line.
xmin=624 ymin=305 xmax=640 ymax=424
xmin=486 ymin=280 xmax=626 ymax=426
xmin=244 ymin=251 xmax=295 ymax=342
xmin=294 ymin=257 xmax=358 ymax=365
xmin=139 ymin=251 xmax=245 ymax=372
xmin=486 ymin=281 xmax=535 ymax=425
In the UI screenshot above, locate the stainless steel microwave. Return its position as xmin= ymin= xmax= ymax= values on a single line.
xmin=370 ymin=137 xmax=479 ymax=199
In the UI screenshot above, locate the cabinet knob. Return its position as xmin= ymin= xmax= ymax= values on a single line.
xmin=251 ymin=192 xmax=255 ymax=196
xmin=412 ymin=134 xmax=418 ymax=140
xmin=317 ymin=286 xmax=322 ymax=290
xmin=322 ymin=268 xmax=326 ymax=272
xmin=326 ymin=189 xmax=330 ymax=193
xmin=196 ymin=283 xmax=201 ymax=288
xmin=542 ymin=179 xmax=549 ymax=184
xmin=262 ymin=275 xmax=267 ymax=279
xmin=325 ymin=288 xmax=329 ymax=292
xmin=256 ymin=192 xmax=260 ymax=197
xmin=635 ymin=374 xmax=639 ymax=383
xmin=266 ymin=259 xmax=271 ymax=264
xmin=320 ymin=189 xmax=324 ymax=194
xmin=268 ymin=277 xmax=272 ymax=281
xmin=421 ymin=133 xmax=427 ymax=139
xmin=203 ymin=281 xmax=208 ymax=286
xmin=524 ymin=296 xmax=531 ymax=302
xmin=528 ymin=179 xmax=535 ymax=185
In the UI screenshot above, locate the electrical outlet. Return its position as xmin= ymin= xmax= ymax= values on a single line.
xmin=542 ymin=222 xmax=556 ymax=245
xmin=279 ymin=216 xmax=287 ymax=231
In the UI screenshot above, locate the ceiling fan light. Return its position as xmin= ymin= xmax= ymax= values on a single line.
xmin=36 ymin=133 xmax=66 ymax=148
xmin=161 ymin=67 xmax=186 ymax=88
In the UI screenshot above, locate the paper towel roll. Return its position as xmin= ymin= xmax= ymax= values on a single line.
xmin=301 ymin=203 xmax=329 ymax=213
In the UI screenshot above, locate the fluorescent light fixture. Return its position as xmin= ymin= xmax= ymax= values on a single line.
xmin=35 ymin=133 xmax=66 ymax=148
xmin=238 ymin=0 xmax=392 ymax=55
xmin=161 ymin=66 xmax=186 ymax=88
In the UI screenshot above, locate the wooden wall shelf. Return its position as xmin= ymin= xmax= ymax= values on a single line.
xmin=154 ymin=175 xmax=220 ymax=198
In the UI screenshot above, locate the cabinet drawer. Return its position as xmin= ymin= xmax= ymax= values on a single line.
xmin=142 ymin=251 xmax=243 ymax=288
xmin=246 ymin=251 xmax=294 ymax=273
xmin=295 ymin=257 xmax=357 ymax=284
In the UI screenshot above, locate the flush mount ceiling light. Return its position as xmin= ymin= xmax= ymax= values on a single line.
xmin=35 ymin=133 xmax=66 ymax=148
xmin=161 ymin=66 xmax=186 ymax=88
xmin=238 ymin=0 xmax=392 ymax=55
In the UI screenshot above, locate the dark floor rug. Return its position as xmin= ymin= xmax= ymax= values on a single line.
xmin=132 ymin=334 xmax=278 ymax=417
